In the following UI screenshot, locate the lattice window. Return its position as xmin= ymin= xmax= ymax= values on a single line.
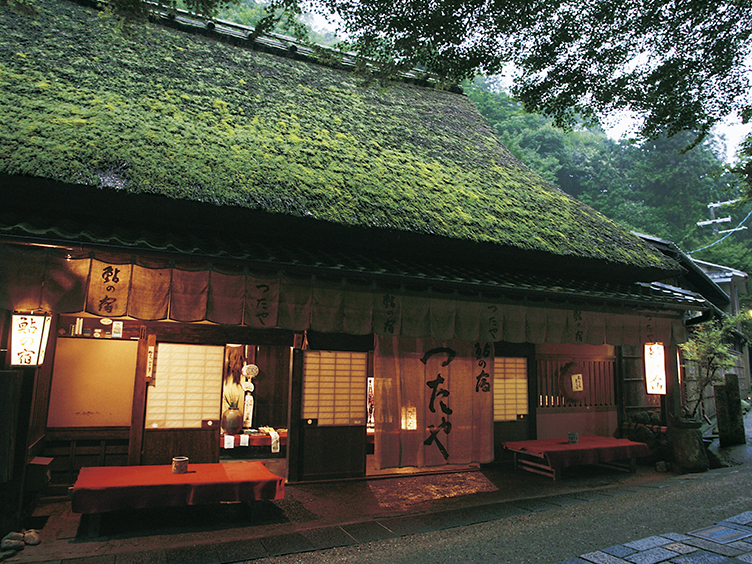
xmin=537 ymin=357 xmax=615 ymax=409
xmin=493 ymin=357 xmax=528 ymax=422
xmin=145 ymin=344 xmax=224 ymax=428
xmin=303 ymin=351 xmax=368 ymax=426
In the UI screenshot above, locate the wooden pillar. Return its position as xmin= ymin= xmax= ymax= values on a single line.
xmin=286 ymin=348 xmax=304 ymax=483
xmin=665 ymin=339 xmax=682 ymax=423
xmin=128 ymin=333 xmax=156 ymax=466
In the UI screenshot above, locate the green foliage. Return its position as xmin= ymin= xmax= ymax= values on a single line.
xmin=679 ymin=312 xmax=751 ymax=418
xmin=0 ymin=0 xmax=677 ymax=273
xmin=301 ymin=0 xmax=752 ymax=146
xmin=314 ymin=0 xmax=752 ymax=200
xmin=33 ymin=0 xmax=752 ymax=201
xmin=732 ymin=136 xmax=752 ymax=201
xmin=464 ymin=78 xmax=752 ymax=272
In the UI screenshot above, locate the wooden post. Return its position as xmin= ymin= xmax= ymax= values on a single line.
xmin=128 ymin=332 xmax=155 ymax=466
xmin=286 ymin=348 xmax=304 ymax=483
xmin=665 ymin=339 xmax=682 ymax=422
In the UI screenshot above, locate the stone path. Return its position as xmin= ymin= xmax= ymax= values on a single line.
xmin=555 ymin=511 xmax=752 ymax=564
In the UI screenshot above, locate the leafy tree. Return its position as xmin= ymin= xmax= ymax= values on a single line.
xmin=465 ymin=80 xmax=752 ymax=270
xmin=215 ymin=0 xmax=337 ymax=45
xmin=628 ymin=133 xmax=730 ymax=238
xmin=679 ymin=312 xmax=751 ymax=418
xmin=299 ymin=0 xmax=752 ymax=144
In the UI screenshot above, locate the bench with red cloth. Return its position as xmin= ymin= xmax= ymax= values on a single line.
xmin=503 ymin=436 xmax=651 ymax=480
xmin=71 ymin=461 xmax=284 ymax=517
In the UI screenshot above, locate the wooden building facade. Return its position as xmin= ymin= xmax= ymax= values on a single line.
xmin=0 ymin=0 xmax=712 ymax=534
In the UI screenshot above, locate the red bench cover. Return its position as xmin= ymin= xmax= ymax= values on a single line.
xmin=71 ymin=461 xmax=284 ymax=514
xmin=503 ymin=436 xmax=651 ymax=470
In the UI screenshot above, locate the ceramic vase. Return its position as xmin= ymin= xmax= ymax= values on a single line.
xmin=222 ymin=407 xmax=243 ymax=435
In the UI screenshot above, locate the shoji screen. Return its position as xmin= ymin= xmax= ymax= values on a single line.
xmin=302 ymin=351 xmax=368 ymax=426
xmin=493 ymin=357 xmax=528 ymax=422
xmin=145 ymin=344 xmax=224 ymax=428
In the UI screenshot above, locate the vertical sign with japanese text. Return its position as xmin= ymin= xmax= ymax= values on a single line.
xmin=421 ymin=347 xmax=455 ymax=461
xmin=86 ymin=260 xmax=130 ymax=317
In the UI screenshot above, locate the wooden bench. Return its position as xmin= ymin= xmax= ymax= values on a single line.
xmin=71 ymin=461 xmax=284 ymax=535
xmin=503 ymin=436 xmax=651 ymax=480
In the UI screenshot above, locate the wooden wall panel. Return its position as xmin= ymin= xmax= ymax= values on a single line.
xmin=254 ymin=345 xmax=291 ymax=429
xmin=41 ymin=427 xmax=130 ymax=495
xmin=0 ymin=369 xmax=34 ymax=534
xmin=298 ymin=425 xmax=366 ymax=481
xmin=57 ymin=315 xmax=295 ymax=347
xmin=141 ymin=428 xmax=219 ymax=465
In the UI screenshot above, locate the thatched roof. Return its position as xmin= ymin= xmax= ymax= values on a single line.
xmin=0 ymin=0 xmax=679 ymax=282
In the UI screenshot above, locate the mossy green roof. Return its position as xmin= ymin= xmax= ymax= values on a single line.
xmin=0 ymin=0 xmax=676 ymax=275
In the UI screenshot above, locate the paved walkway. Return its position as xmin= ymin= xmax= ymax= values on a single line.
xmin=6 ymin=412 xmax=752 ymax=564
xmin=554 ymin=415 xmax=752 ymax=564
xmin=555 ymin=509 xmax=752 ymax=564
xmin=2 ymin=462 xmax=750 ymax=564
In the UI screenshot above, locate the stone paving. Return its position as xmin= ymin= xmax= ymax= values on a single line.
xmin=5 ymin=460 xmax=752 ymax=563
xmin=554 ymin=511 xmax=752 ymax=564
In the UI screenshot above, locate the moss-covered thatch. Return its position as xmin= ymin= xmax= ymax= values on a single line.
xmin=0 ymin=0 xmax=675 ymax=274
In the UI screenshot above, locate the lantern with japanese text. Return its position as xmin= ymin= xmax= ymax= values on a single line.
xmin=10 ymin=313 xmax=52 ymax=367
xmin=644 ymin=342 xmax=666 ymax=395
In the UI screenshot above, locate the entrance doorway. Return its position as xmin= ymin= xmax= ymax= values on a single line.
xmin=494 ymin=343 xmax=536 ymax=456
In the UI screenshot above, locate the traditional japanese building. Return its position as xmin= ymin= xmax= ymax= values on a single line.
xmin=0 ymin=0 xmax=711 ymax=531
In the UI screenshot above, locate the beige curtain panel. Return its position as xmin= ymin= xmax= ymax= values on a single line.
xmin=0 ymin=246 xmax=684 ymax=346
xmin=374 ymin=336 xmax=494 ymax=470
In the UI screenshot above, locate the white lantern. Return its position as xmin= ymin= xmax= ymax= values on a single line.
xmin=644 ymin=342 xmax=666 ymax=395
xmin=10 ymin=313 xmax=52 ymax=367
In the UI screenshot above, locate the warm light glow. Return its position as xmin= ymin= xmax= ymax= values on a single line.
xmin=401 ymin=406 xmax=417 ymax=430
xmin=644 ymin=342 xmax=666 ymax=395
xmin=10 ymin=313 xmax=52 ymax=366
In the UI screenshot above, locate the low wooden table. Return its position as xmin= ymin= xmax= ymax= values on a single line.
xmin=503 ymin=436 xmax=651 ymax=480
xmin=71 ymin=461 xmax=284 ymax=535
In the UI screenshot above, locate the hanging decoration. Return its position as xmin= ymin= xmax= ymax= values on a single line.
xmin=241 ymin=363 xmax=259 ymax=428
xmin=559 ymin=362 xmax=587 ymax=403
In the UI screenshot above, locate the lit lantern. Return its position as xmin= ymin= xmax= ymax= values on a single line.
xmin=401 ymin=405 xmax=417 ymax=430
xmin=10 ymin=313 xmax=52 ymax=367
xmin=644 ymin=342 xmax=666 ymax=395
